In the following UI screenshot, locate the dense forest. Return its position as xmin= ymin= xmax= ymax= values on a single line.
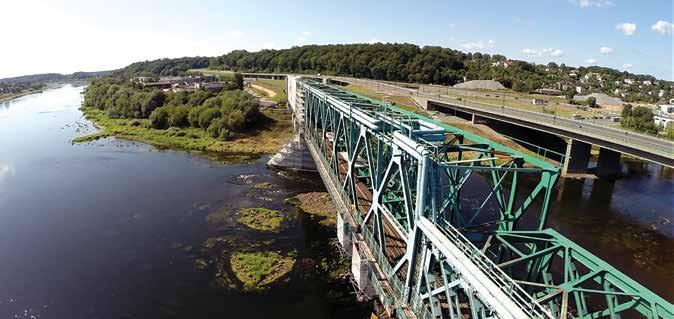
xmin=118 ymin=57 xmax=210 ymax=77
xmin=0 ymin=81 xmax=45 ymax=95
xmin=108 ymin=43 xmax=672 ymax=103
xmin=208 ymin=43 xmax=672 ymax=103
xmin=83 ymin=79 xmax=261 ymax=140
xmin=0 ymin=70 xmax=114 ymax=93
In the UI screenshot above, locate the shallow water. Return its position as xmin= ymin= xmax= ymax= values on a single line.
xmin=0 ymin=85 xmax=366 ymax=318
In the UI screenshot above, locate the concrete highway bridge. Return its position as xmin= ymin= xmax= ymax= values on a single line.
xmin=319 ymin=76 xmax=674 ymax=177
xmin=278 ymin=75 xmax=673 ymax=319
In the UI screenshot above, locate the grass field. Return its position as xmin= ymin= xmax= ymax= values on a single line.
xmin=252 ymin=79 xmax=288 ymax=105
xmin=343 ymin=84 xmax=423 ymax=113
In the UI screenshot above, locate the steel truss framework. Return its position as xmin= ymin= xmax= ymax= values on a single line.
xmin=299 ymin=79 xmax=673 ymax=319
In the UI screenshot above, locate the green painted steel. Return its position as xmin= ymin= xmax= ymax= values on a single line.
xmin=297 ymin=78 xmax=673 ymax=319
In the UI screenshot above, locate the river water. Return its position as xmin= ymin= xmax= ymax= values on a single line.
xmin=0 ymin=86 xmax=671 ymax=319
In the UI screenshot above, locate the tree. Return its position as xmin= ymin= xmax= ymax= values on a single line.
xmin=234 ymin=72 xmax=244 ymax=90
xmin=169 ymin=105 xmax=190 ymax=127
xmin=565 ymin=89 xmax=575 ymax=102
xmin=149 ymin=107 xmax=170 ymax=129
xmin=586 ymin=96 xmax=597 ymax=108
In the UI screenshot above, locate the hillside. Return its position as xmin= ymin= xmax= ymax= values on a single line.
xmin=0 ymin=70 xmax=115 ymax=85
xmin=210 ymin=43 xmax=673 ymax=104
xmin=104 ymin=43 xmax=673 ymax=104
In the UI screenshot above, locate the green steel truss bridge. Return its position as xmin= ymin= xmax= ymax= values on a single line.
xmin=292 ymin=77 xmax=673 ymax=319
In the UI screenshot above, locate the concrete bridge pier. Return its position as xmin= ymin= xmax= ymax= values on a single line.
xmin=562 ymin=139 xmax=591 ymax=176
xmin=562 ymin=139 xmax=623 ymax=178
xmin=595 ymin=147 xmax=622 ymax=178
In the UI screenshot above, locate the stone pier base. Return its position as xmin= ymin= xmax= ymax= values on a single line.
xmin=267 ymin=135 xmax=317 ymax=171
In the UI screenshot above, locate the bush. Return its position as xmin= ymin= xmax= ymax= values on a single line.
xmin=188 ymin=106 xmax=204 ymax=127
xmin=149 ymin=107 xmax=171 ymax=129
xmin=227 ymin=110 xmax=246 ymax=131
xmin=198 ymin=107 xmax=221 ymax=129
xmin=169 ymin=105 xmax=190 ymax=127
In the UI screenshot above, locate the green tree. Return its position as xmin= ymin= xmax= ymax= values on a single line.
xmin=586 ymin=96 xmax=597 ymax=108
xmin=198 ymin=108 xmax=222 ymax=128
xmin=169 ymin=105 xmax=190 ymax=127
xmin=234 ymin=72 xmax=244 ymax=90
xmin=149 ymin=107 xmax=171 ymax=129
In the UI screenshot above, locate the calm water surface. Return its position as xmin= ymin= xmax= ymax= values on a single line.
xmin=0 ymin=85 xmax=366 ymax=318
xmin=0 ymin=86 xmax=671 ymax=319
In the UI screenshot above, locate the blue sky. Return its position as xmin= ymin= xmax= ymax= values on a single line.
xmin=1 ymin=0 xmax=672 ymax=80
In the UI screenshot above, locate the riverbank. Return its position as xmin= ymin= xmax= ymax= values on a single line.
xmin=0 ymin=88 xmax=43 ymax=104
xmin=74 ymin=106 xmax=294 ymax=157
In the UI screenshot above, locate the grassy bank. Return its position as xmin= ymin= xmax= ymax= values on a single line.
xmin=75 ymin=106 xmax=293 ymax=156
xmin=230 ymin=251 xmax=295 ymax=291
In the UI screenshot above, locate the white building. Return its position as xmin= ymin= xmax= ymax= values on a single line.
xmin=576 ymin=86 xmax=583 ymax=94
xmin=659 ymin=104 xmax=674 ymax=114
xmin=643 ymin=80 xmax=652 ymax=85
xmin=654 ymin=114 xmax=673 ymax=127
xmin=624 ymin=79 xmax=635 ymax=85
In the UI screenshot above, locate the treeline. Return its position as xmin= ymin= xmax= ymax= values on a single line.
xmin=620 ymin=104 xmax=659 ymax=135
xmin=83 ymin=79 xmax=261 ymax=140
xmin=208 ymin=43 xmax=672 ymax=101
xmin=0 ymin=82 xmax=44 ymax=94
xmin=119 ymin=57 xmax=210 ymax=77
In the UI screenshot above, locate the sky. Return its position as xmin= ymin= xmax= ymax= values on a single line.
xmin=1 ymin=0 xmax=672 ymax=80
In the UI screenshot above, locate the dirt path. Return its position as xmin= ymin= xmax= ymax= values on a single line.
xmin=251 ymin=83 xmax=277 ymax=98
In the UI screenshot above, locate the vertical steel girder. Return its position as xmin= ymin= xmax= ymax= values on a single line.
xmin=298 ymin=79 xmax=673 ymax=319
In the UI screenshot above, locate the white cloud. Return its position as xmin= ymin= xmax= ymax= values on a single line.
xmin=586 ymin=58 xmax=599 ymax=65
xmin=622 ymin=63 xmax=633 ymax=69
xmin=522 ymin=48 xmax=540 ymax=57
xmin=599 ymin=46 xmax=614 ymax=54
xmin=550 ymin=49 xmax=564 ymax=57
xmin=573 ymin=0 xmax=613 ymax=8
xmin=522 ymin=48 xmax=564 ymax=58
xmin=462 ymin=40 xmax=495 ymax=50
xmin=651 ymin=20 xmax=673 ymax=35
xmin=616 ymin=23 xmax=637 ymax=36
xmin=297 ymin=37 xmax=307 ymax=43
xmin=367 ymin=38 xmax=383 ymax=44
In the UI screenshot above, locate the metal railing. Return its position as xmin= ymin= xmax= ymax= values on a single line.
xmin=434 ymin=219 xmax=553 ymax=319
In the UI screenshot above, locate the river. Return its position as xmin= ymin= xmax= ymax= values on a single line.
xmin=0 ymin=85 xmax=671 ymax=319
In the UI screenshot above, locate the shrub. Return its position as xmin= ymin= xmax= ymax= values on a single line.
xmin=198 ymin=107 xmax=221 ymax=129
xmin=149 ymin=107 xmax=170 ymax=129
xmin=227 ymin=110 xmax=246 ymax=131
xmin=207 ymin=117 xmax=229 ymax=139
xmin=188 ymin=106 xmax=204 ymax=127
xmin=169 ymin=105 xmax=190 ymax=127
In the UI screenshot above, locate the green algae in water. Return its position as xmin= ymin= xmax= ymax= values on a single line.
xmin=253 ymin=182 xmax=274 ymax=189
xmin=238 ymin=207 xmax=284 ymax=232
xmin=230 ymin=251 xmax=295 ymax=291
